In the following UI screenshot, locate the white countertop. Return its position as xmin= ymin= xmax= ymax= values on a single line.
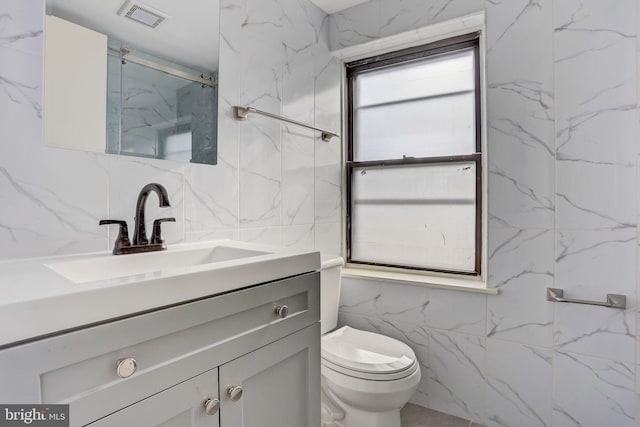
xmin=0 ymin=240 xmax=320 ymax=348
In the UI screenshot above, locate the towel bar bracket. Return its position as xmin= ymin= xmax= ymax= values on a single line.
xmin=546 ymin=288 xmax=626 ymax=309
xmin=232 ymin=106 xmax=339 ymax=142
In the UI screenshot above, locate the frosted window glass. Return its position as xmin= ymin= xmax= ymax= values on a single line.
xmin=355 ymin=49 xmax=475 ymax=108
xmin=354 ymin=92 xmax=475 ymax=161
xmin=350 ymin=163 xmax=476 ymax=272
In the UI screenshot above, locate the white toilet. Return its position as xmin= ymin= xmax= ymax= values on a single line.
xmin=320 ymin=257 xmax=421 ymax=427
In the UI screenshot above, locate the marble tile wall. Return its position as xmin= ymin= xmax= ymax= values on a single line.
xmin=0 ymin=0 xmax=341 ymax=260
xmin=332 ymin=0 xmax=640 ymax=426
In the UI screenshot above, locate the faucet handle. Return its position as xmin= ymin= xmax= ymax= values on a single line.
xmin=151 ymin=218 xmax=176 ymax=246
xmin=99 ymin=220 xmax=131 ymax=255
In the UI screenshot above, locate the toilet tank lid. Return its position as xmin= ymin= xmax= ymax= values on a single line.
xmin=321 ymin=256 xmax=344 ymax=270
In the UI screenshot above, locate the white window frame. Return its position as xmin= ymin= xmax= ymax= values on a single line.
xmin=333 ymin=12 xmax=493 ymax=294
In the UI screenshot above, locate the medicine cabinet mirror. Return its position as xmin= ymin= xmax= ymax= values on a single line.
xmin=44 ymin=0 xmax=220 ymax=165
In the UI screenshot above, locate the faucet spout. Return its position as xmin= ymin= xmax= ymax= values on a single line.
xmin=132 ymin=183 xmax=171 ymax=246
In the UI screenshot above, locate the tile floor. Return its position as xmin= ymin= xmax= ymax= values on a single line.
xmin=401 ymin=403 xmax=486 ymax=427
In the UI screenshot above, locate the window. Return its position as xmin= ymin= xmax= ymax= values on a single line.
xmin=345 ymin=33 xmax=482 ymax=276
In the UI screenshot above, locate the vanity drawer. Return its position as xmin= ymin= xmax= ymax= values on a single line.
xmin=0 ymin=271 xmax=319 ymax=426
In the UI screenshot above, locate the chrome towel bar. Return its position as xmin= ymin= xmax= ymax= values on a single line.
xmin=232 ymin=106 xmax=340 ymax=142
xmin=546 ymin=288 xmax=626 ymax=309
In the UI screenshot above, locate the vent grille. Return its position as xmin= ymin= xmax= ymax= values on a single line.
xmin=117 ymin=1 xmax=168 ymax=28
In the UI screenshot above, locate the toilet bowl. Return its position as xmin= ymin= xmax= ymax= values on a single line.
xmin=320 ymin=257 xmax=420 ymax=427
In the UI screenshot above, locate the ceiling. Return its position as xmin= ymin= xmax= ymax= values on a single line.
xmin=309 ymin=0 xmax=371 ymax=14
xmin=46 ymin=0 xmax=369 ymax=72
xmin=47 ymin=0 xmax=219 ymax=71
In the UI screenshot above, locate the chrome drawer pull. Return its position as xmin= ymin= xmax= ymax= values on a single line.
xmin=275 ymin=305 xmax=289 ymax=319
xmin=204 ymin=398 xmax=220 ymax=415
xmin=115 ymin=358 xmax=137 ymax=378
xmin=227 ymin=385 xmax=244 ymax=402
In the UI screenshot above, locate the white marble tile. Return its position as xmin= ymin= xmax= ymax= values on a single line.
xmin=553 ymin=351 xmax=635 ymax=427
xmin=218 ymin=0 xmax=243 ymax=130
xmin=329 ymin=1 xmax=380 ymax=50
xmin=488 ymin=122 xmax=555 ymax=229
xmin=282 ymin=224 xmax=315 ymax=251
xmin=555 ymin=0 xmax=637 ymax=230
xmin=0 ymin=46 xmax=42 ymax=131
xmin=486 ymin=0 xmax=553 ymax=83
xmin=380 ymin=318 xmax=429 ymax=370
xmin=0 ymin=46 xmax=41 ymax=160
xmin=282 ymin=127 xmax=315 ymax=225
xmin=0 ymin=237 xmax=108 ymax=260
xmin=0 ymin=148 xmax=109 ymax=259
xmin=239 ymin=120 xmax=282 ymax=227
xmin=0 ymin=0 xmax=43 ymax=55
xmin=556 ymin=139 xmax=636 ymax=230
xmin=485 ymin=339 xmax=552 ymax=427
xmin=554 ymin=230 xmax=636 ymax=362
xmin=237 ymin=2 xmax=285 ymax=230
xmin=554 ymin=0 xmax=636 ymax=112
xmin=380 ymin=282 xmax=430 ymax=325
xmin=366 ymin=316 xmax=431 ymax=409
xmin=486 ymin=0 xmax=555 ymax=229
xmin=314 ymin=163 xmax=341 ymax=224
xmin=0 ymin=48 xmax=109 ymax=252
xmin=314 ymin=53 xmax=340 ymax=134
xmin=426 ymin=329 xmax=486 ymax=422
xmin=487 ymin=227 xmax=554 ymax=347
xmin=330 ymin=0 xmax=485 ymax=50
xmin=637 ymin=364 xmax=640 ymax=427
xmin=282 ymin=51 xmax=315 ymax=126
xmin=185 ymin=229 xmax=239 ymax=243
xmin=280 ymin=0 xmax=319 ymax=48
xmin=240 ymin=0 xmax=284 ymax=112
xmin=429 ymin=288 xmax=486 ymax=336
xmin=185 ymin=161 xmax=239 ymax=234
xmin=108 ymin=155 xmax=185 ymax=245
xmin=337 ymin=312 xmax=382 ymax=334
xmin=338 ymin=276 xmax=382 ymax=317
xmin=0 ymin=29 xmax=110 ymax=259
xmin=214 ymin=0 xmax=242 ymax=239
xmin=281 ymin=0 xmax=316 ymax=125
xmin=313 ymin=51 xmax=341 ymax=227
xmin=314 ymin=222 xmax=341 ymax=258
xmin=239 ymin=226 xmax=282 ymax=246
xmin=380 ymin=0 xmax=483 ymax=39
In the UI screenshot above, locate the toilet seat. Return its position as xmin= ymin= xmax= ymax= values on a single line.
xmin=321 ymin=326 xmax=418 ymax=381
xmin=322 ymin=356 xmax=418 ymax=381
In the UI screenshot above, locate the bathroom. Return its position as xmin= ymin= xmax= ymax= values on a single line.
xmin=0 ymin=0 xmax=636 ymax=426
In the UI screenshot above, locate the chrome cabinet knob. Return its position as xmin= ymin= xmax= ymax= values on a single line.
xmin=203 ymin=398 xmax=220 ymax=415
xmin=227 ymin=385 xmax=244 ymax=402
xmin=275 ymin=305 xmax=289 ymax=319
xmin=115 ymin=358 xmax=137 ymax=378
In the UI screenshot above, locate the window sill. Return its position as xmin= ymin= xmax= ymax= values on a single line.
xmin=341 ymin=267 xmax=498 ymax=295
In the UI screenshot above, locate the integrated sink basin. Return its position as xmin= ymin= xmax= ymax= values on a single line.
xmin=0 ymin=240 xmax=320 ymax=347
xmin=46 ymin=244 xmax=268 ymax=283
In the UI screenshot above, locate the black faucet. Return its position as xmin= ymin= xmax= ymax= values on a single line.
xmin=133 ymin=183 xmax=171 ymax=246
xmin=100 ymin=183 xmax=175 ymax=255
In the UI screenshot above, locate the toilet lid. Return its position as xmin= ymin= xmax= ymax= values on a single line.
xmin=321 ymin=326 xmax=417 ymax=375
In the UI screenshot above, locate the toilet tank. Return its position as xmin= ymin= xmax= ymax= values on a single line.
xmin=320 ymin=257 xmax=344 ymax=334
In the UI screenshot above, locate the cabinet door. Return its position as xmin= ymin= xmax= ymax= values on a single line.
xmin=219 ymin=324 xmax=320 ymax=427
xmin=87 ymin=369 xmax=219 ymax=427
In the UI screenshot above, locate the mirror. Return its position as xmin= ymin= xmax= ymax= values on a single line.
xmin=44 ymin=0 xmax=220 ymax=165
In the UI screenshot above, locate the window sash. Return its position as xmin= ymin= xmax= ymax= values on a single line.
xmin=346 ymin=34 xmax=482 ymax=276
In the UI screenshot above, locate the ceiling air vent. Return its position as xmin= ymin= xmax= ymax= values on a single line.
xmin=117 ymin=1 xmax=169 ymax=29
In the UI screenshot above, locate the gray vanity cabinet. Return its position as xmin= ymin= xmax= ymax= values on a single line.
xmin=87 ymin=368 xmax=220 ymax=427
xmin=0 ymin=272 xmax=320 ymax=427
xmin=220 ymin=324 xmax=320 ymax=427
